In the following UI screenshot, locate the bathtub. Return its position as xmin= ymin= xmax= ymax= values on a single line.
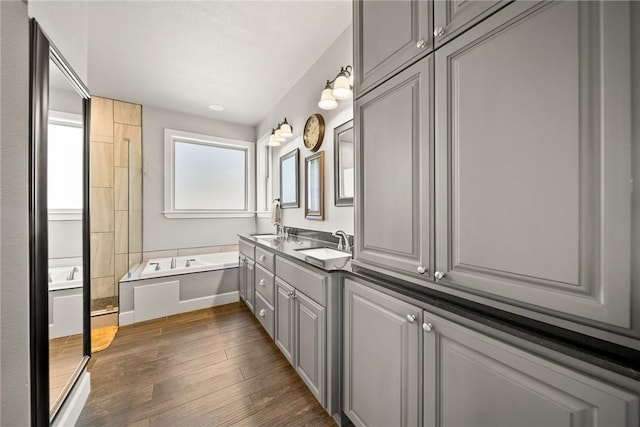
xmin=119 ymin=251 xmax=239 ymax=326
xmin=48 ymin=265 xmax=84 ymax=339
xmin=139 ymin=251 xmax=239 ymax=279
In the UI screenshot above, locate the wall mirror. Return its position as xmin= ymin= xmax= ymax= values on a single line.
xmin=334 ymin=120 xmax=354 ymax=206
xmin=279 ymin=148 xmax=299 ymax=208
xmin=30 ymin=20 xmax=91 ymax=424
xmin=305 ymin=151 xmax=325 ymax=220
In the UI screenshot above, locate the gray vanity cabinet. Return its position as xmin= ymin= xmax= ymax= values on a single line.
xmin=434 ymin=0 xmax=633 ymax=328
xmin=343 ymin=278 xmax=421 ymax=427
xmin=238 ymin=256 xmax=246 ymax=302
xmin=274 ymin=277 xmax=294 ymax=364
xmin=294 ymin=290 xmax=326 ymax=405
xmin=354 ymin=0 xmax=432 ymax=96
xmin=433 ymin=0 xmax=510 ymax=47
xmin=245 ymin=259 xmax=255 ymax=313
xmin=422 ymin=309 xmax=640 ymax=426
xmin=355 ymin=54 xmax=433 ymax=280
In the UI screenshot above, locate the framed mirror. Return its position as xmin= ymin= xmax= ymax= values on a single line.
xmin=334 ymin=119 xmax=354 ymax=206
xmin=30 ymin=20 xmax=91 ymax=424
xmin=305 ymin=151 xmax=325 ymax=220
xmin=279 ymin=148 xmax=299 ymax=208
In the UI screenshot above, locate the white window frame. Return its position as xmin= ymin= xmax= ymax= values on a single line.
xmin=48 ymin=110 xmax=84 ymax=221
xmin=256 ymin=131 xmax=273 ymax=217
xmin=163 ymin=128 xmax=255 ymax=219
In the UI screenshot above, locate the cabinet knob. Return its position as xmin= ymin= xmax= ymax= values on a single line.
xmin=259 ymin=309 xmax=266 ymax=317
xmin=423 ymin=322 xmax=433 ymax=333
xmin=259 ymin=279 xmax=265 ymax=287
xmin=417 ymin=266 xmax=427 ymax=274
xmin=434 ymin=271 xmax=445 ymax=281
xmin=291 ymin=292 xmax=298 ymax=299
xmin=434 ymin=26 xmax=445 ymax=37
xmin=406 ymin=314 xmax=416 ymax=323
xmin=416 ymin=38 xmax=426 ymax=49
xmin=259 ymin=255 xmax=266 ymax=262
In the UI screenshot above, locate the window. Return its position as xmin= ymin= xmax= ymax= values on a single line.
xmin=164 ymin=129 xmax=255 ymax=218
xmin=48 ymin=111 xmax=83 ymax=220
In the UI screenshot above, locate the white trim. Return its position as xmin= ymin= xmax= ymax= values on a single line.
xmin=51 ymin=370 xmax=90 ymax=427
xmin=48 ymin=209 xmax=82 ymax=221
xmin=119 ymin=310 xmax=135 ymax=326
xmin=164 ymin=128 xmax=255 ymax=219
xmin=49 ymin=110 xmax=82 ymax=126
xmin=256 ymin=211 xmax=273 ymax=218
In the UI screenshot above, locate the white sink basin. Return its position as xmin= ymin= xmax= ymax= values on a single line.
xmin=297 ymin=247 xmax=351 ymax=269
xmin=251 ymin=234 xmax=279 ymax=239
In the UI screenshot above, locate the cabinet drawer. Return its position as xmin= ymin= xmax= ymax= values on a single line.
xmin=239 ymin=240 xmax=255 ymax=259
xmin=254 ymin=293 xmax=274 ymax=339
xmin=255 ymin=247 xmax=275 ymax=272
xmin=275 ymin=256 xmax=326 ymax=306
xmin=255 ymin=264 xmax=275 ymax=306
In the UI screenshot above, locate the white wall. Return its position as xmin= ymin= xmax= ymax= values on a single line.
xmin=28 ymin=0 xmax=89 ymax=84
xmin=256 ymin=26 xmax=354 ymax=235
xmin=1 ymin=1 xmax=31 ymax=424
xmin=143 ymin=106 xmax=257 ymax=251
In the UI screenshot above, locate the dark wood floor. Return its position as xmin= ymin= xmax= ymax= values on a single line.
xmin=77 ymin=302 xmax=336 ymax=426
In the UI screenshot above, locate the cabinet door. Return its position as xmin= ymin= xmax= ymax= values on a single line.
xmin=238 ymin=256 xmax=246 ymax=302
xmin=245 ymin=260 xmax=255 ymax=313
xmin=434 ymin=1 xmax=632 ymax=328
xmin=344 ymin=279 xmax=421 ymax=427
xmin=355 ymin=55 xmax=433 ymax=279
xmin=274 ymin=278 xmax=294 ymax=365
xmin=355 ymin=0 xmax=432 ymax=95
xmin=294 ymin=291 xmax=326 ymax=406
xmin=433 ymin=0 xmax=510 ymax=47
xmin=422 ymin=310 xmax=640 ymax=427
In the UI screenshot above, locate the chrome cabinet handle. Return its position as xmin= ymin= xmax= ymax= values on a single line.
xmin=423 ymin=322 xmax=433 ymax=333
xmin=259 ymin=279 xmax=266 ymax=287
xmin=406 ymin=314 xmax=416 ymax=323
xmin=416 ymin=38 xmax=426 ymax=49
xmin=259 ymin=309 xmax=266 ymax=317
xmin=259 ymin=255 xmax=266 ymax=262
xmin=434 ymin=271 xmax=445 ymax=281
xmin=417 ymin=266 xmax=426 ymax=274
xmin=434 ymin=26 xmax=445 ymax=37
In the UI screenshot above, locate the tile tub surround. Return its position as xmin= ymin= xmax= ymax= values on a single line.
xmin=142 ymin=244 xmax=240 ymax=261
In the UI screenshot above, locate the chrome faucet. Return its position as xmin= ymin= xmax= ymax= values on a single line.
xmin=170 ymin=257 xmax=177 ymax=269
xmin=48 ymin=273 xmax=53 ymax=283
xmin=149 ymin=262 xmax=160 ymax=271
xmin=332 ymin=230 xmax=351 ymax=252
xmin=66 ymin=266 xmax=79 ymax=281
xmin=186 ymin=258 xmax=196 ymax=267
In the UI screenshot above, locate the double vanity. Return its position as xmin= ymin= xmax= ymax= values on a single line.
xmin=239 ymin=231 xmax=640 ymax=427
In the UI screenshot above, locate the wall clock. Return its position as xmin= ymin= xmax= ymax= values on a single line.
xmin=303 ymin=113 xmax=325 ymax=152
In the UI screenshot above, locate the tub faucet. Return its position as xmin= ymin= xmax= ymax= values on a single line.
xmin=332 ymin=230 xmax=351 ymax=252
xmin=48 ymin=273 xmax=53 ymax=283
xmin=149 ymin=262 xmax=160 ymax=271
xmin=186 ymin=258 xmax=196 ymax=267
xmin=67 ymin=266 xmax=79 ymax=281
xmin=170 ymin=258 xmax=177 ymax=269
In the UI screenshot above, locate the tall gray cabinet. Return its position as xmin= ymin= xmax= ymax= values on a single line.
xmin=354 ymin=0 xmax=639 ymax=341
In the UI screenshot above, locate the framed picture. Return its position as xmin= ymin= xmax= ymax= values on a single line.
xmin=305 ymin=151 xmax=324 ymax=220
xmin=334 ymin=119 xmax=354 ymax=206
xmin=279 ymin=148 xmax=299 ymax=208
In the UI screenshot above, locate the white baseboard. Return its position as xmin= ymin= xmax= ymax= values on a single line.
xmin=51 ymin=369 xmax=90 ymax=427
xmin=118 ymin=291 xmax=239 ymax=326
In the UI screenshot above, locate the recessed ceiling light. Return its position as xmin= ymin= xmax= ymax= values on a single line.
xmin=209 ymin=104 xmax=224 ymax=112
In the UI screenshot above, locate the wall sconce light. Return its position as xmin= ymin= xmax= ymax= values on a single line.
xmin=318 ymin=65 xmax=353 ymax=110
xmin=268 ymin=117 xmax=294 ymax=147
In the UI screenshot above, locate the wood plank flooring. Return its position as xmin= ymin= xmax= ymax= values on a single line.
xmin=77 ymin=302 xmax=336 ymax=426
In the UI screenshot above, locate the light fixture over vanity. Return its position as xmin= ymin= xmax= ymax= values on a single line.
xmin=318 ymin=65 xmax=353 ymax=110
xmin=268 ymin=117 xmax=293 ymax=147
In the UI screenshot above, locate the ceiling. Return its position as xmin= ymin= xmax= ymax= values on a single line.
xmin=87 ymin=1 xmax=352 ymax=126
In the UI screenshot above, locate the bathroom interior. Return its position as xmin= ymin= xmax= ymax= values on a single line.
xmin=3 ymin=0 xmax=640 ymax=426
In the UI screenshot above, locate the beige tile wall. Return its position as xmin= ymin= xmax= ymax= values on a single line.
xmin=90 ymin=96 xmax=142 ymax=307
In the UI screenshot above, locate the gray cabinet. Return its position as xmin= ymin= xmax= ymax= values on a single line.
xmin=422 ymin=309 xmax=640 ymax=427
xmin=354 ymin=0 xmax=432 ymax=96
xmin=238 ymin=256 xmax=246 ymax=302
xmin=294 ymin=290 xmax=326 ymax=405
xmin=434 ymin=0 xmax=633 ymax=328
xmin=343 ymin=278 xmax=421 ymax=427
xmin=355 ymin=54 xmax=433 ymax=279
xmin=433 ymin=0 xmax=510 ymax=47
xmin=274 ymin=277 xmax=294 ymax=364
xmin=245 ymin=259 xmax=255 ymax=313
